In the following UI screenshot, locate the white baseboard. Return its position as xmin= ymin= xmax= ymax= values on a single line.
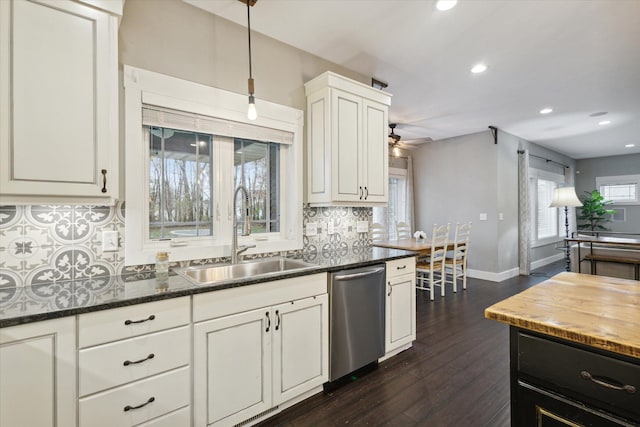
xmin=531 ymin=253 xmax=564 ymax=270
xmin=467 ymin=267 xmax=520 ymax=282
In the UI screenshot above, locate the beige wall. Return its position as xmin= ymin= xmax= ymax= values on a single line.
xmin=119 ymin=0 xmax=367 ymax=112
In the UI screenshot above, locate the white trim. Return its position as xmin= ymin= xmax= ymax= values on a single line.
xmin=596 ymin=174 xmax=640 ymax=205
xmin=466 ymin=267 xmax=520 ymax=283
xmin=531 ymin=253 xmax=564 ymax=270
xmin=124 ymin=66 xmax=304 ymax=265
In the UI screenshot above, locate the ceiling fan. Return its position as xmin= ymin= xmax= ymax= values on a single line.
xmin=388 ymin=123 xmax=432 ymax=151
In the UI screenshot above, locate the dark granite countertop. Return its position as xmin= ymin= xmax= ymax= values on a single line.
xmin=0 ymin=247 xmax=415 ymax=327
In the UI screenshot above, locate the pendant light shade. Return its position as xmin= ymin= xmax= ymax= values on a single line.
xmin=246 ymin=0 xmax=257 ymax=120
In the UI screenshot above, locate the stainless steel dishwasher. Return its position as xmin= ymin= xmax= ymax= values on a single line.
xmin=328 ymin=264 xmax=386 ymax=381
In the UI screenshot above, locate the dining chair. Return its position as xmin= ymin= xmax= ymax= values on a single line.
xmin=396 ymin=221 xmax=411 ymax=240
xmin=416 ymin=223 xmax=450 ymax=300
xmin=444 ymin=222 xmax=472 ymax=292
xmin=370 ymin=222 xmax=387 ymax=243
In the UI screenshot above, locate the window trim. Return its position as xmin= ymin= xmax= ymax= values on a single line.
xmin=529 ymin=169 xmax=565 ymax=248
xmin=596 ymin=174 xmax=640 ymax=205
xmin=123 ymin=66 xmax=304 ymax=265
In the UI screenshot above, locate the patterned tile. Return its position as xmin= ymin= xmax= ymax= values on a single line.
xmin=0 ymin=202 xmax=375 ymax=287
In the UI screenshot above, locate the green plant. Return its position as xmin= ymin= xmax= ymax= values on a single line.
xmin=577 ymin=190 xmax=616 ymax=232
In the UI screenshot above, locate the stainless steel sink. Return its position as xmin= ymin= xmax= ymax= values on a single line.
xmin=176 ymin=257 xmax=316 ymax=285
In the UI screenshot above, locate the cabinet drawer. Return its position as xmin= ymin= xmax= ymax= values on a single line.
xmin=518 ymin=332 xmax=640 ymax=421
xmin=79 ymin=367 xmax=190 ymax=427
xmin=79 ymin=297 xmax=190 ymax=348
xmin=137 ymin=407 xmax=190 ymax=427
xmin=386 ymin=257 xmax=415 ymax=279
xmin=79 ymin=326 xmax=190 ymax=396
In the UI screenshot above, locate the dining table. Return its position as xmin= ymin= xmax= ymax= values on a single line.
xmin=373 ymin=238 xmax=455 ymax=257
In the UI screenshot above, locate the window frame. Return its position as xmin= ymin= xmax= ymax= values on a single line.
xmin=123 ymin=66 xmax=304 ymax=265
xmin=596 ymin=174 xmax=640 ymax=205
xmin=529 ymin=169 xmax=564 ymax=248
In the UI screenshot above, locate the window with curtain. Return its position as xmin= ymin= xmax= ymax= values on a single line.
xmin=373 ymin=167 xmax=407 ymax=240
xmin=529 ymin=169 xmax=564 ymax=245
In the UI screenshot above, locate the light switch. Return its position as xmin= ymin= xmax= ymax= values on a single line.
xmin=498 ymin=212 xmax=504 ymax=221
xmin=305 ymin=222 xmax=318 ymax=236
xmin=479 ymin=213 xmax=488 ymax=221
xmin=102 ymin=231 xmax=119 ymax=252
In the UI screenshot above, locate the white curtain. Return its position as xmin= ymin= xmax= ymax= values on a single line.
xmin=518 ymin=149 xmax=531 ymax=275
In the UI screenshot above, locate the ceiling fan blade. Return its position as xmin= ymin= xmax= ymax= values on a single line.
xmin=400 ymin=137 xmax=433 ymax=145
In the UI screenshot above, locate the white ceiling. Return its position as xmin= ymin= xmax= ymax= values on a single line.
xmin=185 ymin=0 xmax=640 ymax=159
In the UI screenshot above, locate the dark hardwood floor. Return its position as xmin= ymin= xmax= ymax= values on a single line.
xmin=258 ymin=261 xmax=566 ymax=427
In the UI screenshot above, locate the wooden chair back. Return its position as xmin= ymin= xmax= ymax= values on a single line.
xmin=396 ymin=221 xmax=411 ymax=240
xmin=370 ymin=222 xmax=386 ymax=243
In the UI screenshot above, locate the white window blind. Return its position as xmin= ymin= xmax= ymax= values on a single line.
xmin=596 ymin=175 xmax=640 ymax=204
xmin=142 ymin=104 xmax=294 ymax=145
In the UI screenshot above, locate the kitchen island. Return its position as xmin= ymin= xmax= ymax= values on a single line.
xmin=485 ymin=272 xmax=639 ymax=426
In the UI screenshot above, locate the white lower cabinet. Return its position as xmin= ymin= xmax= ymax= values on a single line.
xmin=79 ymin=367 xmax=190 ymax=427
xmin=193 ymin=274 xmax=329 ymax=427
xmin=77 ymin=297 xmax=191 ymax=426
xmin=272 ymin=295 xmax=328 ymax=405
xmin=0 ymin=317 xmax=77 ymax=427
xmin=384 ymin=258 xmax=417 ymax=356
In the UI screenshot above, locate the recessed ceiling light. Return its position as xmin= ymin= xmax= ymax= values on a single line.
xmin=598 ymin=120 xmax=611 ymax=125
xmin=471 ymin=64 xmax=487 ymax=74
xmin=589 ymin=111 xmax=608 ymax=117
xmin=625 ymin=144 xmax=635 ymax=148
xmin=436 ymin=0 xmax=458 ymax=11
xmin=539 ymin=108 xmax=553 ymax=114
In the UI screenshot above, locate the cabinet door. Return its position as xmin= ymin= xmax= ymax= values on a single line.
xmin=386 ymin=273 xmax=416 ymax=354
xmin=0 ymin=317 xmax=76 ymax=427
xmin=361 ymin=99 xmax=388 ymax=203
xmin=194 ymin=308 xmax=272 ymax=427
xmin=331 ymin=89 xmax=362 ymax=202
xmin=273 ymin=294 xmax=329 ymax=405
xmin=0 ymin=0 xmax=118 ymax=202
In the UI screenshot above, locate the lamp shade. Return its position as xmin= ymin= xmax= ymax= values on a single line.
xmin=549 ymin=186 xmax=583 ymax=208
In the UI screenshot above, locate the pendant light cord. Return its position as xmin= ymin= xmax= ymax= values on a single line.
xmin=247 ymin=1 xmax=253 ymax=81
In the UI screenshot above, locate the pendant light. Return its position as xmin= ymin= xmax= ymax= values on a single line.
xmin=246 ymin=0 xmax=257 ymax=120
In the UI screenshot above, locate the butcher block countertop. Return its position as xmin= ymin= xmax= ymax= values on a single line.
xmin=485 ymin=272 xmax=640 ymax=359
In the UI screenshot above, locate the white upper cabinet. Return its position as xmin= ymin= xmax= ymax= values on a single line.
xmin=0 ymin=0 xmax=121 ymax=204
xmin=305 ymin=71 xmax=390 ymax=206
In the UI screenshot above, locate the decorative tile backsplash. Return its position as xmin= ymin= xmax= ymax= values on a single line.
xmin=0 ymin=203 xmax=372 ymax=287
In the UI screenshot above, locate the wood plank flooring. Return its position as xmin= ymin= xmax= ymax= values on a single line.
xmin=258 ymin=261 xmax=565 ymax=427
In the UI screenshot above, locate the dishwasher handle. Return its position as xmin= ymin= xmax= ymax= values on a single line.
xmin=333 ymin=266 xmax=385 ymax=281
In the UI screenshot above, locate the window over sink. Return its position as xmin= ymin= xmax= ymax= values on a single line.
xmin=124 ymin=66 xmax=303 ymax=265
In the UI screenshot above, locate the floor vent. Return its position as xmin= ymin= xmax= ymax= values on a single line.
xmin=234 ymin=406 xmax=279 ymax=427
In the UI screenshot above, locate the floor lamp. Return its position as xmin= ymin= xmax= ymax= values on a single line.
xmin=549 ymin=187 xmax=583 ymax=272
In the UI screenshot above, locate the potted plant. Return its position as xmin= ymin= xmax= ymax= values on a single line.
xmin=577 ymin=189 xmax=616 ymax=232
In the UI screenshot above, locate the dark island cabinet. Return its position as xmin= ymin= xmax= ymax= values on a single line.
xmin=510 ymin=328 xmax=640 ymax=427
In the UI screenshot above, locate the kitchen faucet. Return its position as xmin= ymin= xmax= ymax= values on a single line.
xmin=231 ymin=185 xmax=255 ymax=263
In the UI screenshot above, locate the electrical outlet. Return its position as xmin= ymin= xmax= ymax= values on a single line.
xmin=356 ymin=221 xmax=368 ymax=233
xmin=479 ymin=213 xmax=488 ymax=221
xmin=102 ymin=231 xmax=119 ymax=252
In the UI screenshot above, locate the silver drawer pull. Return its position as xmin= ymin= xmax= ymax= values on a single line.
xmin=580 ymin=370 xmax=637 ymax=394
xmin=124 ymin=314 xmax=155 ymax=325
xmin=123 ymin=353 xmax=155 ymax=366
xmin=124 ymin=396 xmax=155 ymax=412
